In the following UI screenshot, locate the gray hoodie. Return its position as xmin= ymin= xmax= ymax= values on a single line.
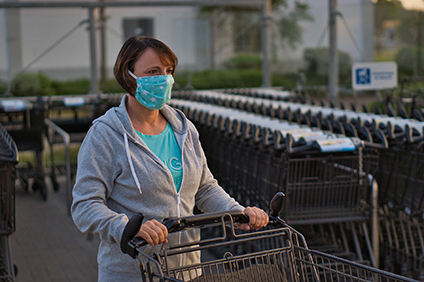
xmin=71 ymin=95 xmax=244 ymax=281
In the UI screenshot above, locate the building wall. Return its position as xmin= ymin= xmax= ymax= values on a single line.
xmin=0 ymin=1 xmax=201 ymax=81
xmin=0 ymin=0 xmax=375 ymax=82
xmin=0 ymin=2 xmax=23 ymax=80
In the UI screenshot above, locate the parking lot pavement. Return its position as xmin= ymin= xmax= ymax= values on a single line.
xmin=10 ymin=176 xmax=100 ymax=282
xmin=8 ymin=174 xmax=219 ymax=282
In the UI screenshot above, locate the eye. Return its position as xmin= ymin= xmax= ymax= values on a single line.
xmin=166 ymin=68 xmax=173 ymax=74
xmin=148 ymin=69 xmax=158 ymax=74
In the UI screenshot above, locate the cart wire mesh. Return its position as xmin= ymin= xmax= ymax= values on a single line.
xmin=0 ymin=122 xmax=18 ymax=281
xmin=136 ymin=224 xmax=417 ymax=282
xmin=170 ymin=99 xmax=370 ymax=225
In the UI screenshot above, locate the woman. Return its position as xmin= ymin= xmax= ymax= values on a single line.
xmin=71 ymin=36 xmax=268 ymax=281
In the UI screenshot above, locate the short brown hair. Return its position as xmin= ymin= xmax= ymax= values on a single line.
xmin=113 ymin=36 xmax=178 ymax=96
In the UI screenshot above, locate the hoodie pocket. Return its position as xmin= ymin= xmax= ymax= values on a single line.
xmin=99 ymin=242 xmax=141 ymax=275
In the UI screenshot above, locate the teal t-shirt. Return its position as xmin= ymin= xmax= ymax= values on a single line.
xmin=136 ymin=123 xmax=183 ymax=192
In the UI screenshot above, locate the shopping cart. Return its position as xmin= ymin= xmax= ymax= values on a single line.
xmin=45 ymin=93 xmax=123 ymax=195
xmin=170 ymin=88 xmax=423 ymax=275
xmin=0 ymin=97 xmax=48 ymax=200
xmin=0 ymin=123 xmax=19 ymax=281
xmin=121 ymin=193 xmax=416 ymax=282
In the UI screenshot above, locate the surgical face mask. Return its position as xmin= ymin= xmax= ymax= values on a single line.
xmin=129 ymin=70 xmax=174 ymax=111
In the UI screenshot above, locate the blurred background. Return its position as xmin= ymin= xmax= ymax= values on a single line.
xmin=0 ymin=0 xmax=422 ymax=99
xmin=1 ymin=1 xmax=424 ymax=281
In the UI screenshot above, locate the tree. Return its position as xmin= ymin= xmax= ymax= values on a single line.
xmin=374 ymin=0 xmax=424 ymax=75
xmin=303 ymin=47 xmax=352 ymax=85
xmin=201 ymin=0 xmax=313 ymax=58
xmin=275 ymin=1 xmax=314 ymax=50
xmin=374 ymin=0 xmax=403 ymax=54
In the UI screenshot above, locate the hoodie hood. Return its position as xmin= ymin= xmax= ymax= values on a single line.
xmin=94 ymin=94 xmax=188 ymax=146
xmin=93 ymin=94 xmax=189 ymax=194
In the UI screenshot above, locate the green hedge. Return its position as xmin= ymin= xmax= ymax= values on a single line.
xmin=222 ymin=54 xmax=262 ymax=70
xmin=178 ymin=69 xmax=296 ymax=90
xmin=190 ymin=69 xmax=262 ymax=89
xmin=9 ymin=72 xmax=55 ymax=97
xmin=1 ymin=70 xmax=296 ymax=96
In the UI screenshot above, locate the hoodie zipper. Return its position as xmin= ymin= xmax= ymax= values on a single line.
xmin=176 ymin=131 xmax=186 ymax=215
xmin=176 ymin=132 xmax=186 ymax=271
xmin=176 ymin=194 xmax=181 ymax=217
xmin=176 ymin=193 xmax=184 ymax=270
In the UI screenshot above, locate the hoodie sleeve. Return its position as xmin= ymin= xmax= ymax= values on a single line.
xmin=188 ymin=122 xmax=245 ymax=213
xmin=71 ymin=122 xmax=128 ymax=244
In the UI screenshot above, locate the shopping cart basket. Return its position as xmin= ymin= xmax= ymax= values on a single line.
xmin=0 ymin=123 xmax=19 ymax=281
xmin=0 ymin=124 xmax=18 ymax=235
xmin=121 ymin=193 xmax=417 ymax=282
xmin=0 ymin=97 xmax=47 ymax=200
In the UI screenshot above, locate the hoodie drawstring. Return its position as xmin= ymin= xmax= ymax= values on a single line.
xmin=124 ymin=132 xmax=142 ymax=194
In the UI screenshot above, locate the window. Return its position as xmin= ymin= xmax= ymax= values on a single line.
xmin=123 ymin=18 xmax=154 ymax=38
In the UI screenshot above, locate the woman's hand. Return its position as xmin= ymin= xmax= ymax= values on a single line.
xmin=239 ymin=206 xmax=269 ymax=231
xmin=136 ymin=219 xmax=169 ymax=246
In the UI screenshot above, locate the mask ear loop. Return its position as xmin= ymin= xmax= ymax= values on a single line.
xmin=128 ymin=70 xmax=137 ymax=79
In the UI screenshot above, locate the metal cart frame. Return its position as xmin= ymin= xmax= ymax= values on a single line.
xmin=121 ymin=193 xmax=416 ymax=282
xmin=0 ymin=123 xmax=18 ymax=281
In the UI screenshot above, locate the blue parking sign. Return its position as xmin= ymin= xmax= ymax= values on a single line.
xmin=352 ymin=62 xmax=397 ymax=90
xmin=356 ymin=68 xmax=370 ymax=85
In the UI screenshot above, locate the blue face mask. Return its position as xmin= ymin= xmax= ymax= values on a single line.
xmin=129 ymin=70 xmax=174 ymax=111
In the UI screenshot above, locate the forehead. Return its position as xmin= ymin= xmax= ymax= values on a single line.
xmin=134 ymin=47 xmax=173 ymax=69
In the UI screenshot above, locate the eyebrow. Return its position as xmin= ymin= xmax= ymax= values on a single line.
xmin=146 ymin=65 xmax=173 ymax=71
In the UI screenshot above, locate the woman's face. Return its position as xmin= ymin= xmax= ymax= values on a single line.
xmin=132 ymin=47 xmax=174 ymax=78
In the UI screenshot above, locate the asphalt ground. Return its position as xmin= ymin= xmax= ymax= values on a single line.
xmin=7 ymin=174 xmax=217 ymax=282
xmin=9 ymin=175 xmax=100 ymax=282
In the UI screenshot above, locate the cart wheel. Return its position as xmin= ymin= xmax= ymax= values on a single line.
xmin=33 ymin=179 xmax=48 ymax=201
xmin=31 ymin=179 xmax=39 ymax=191
xmin=20 ymin=177 xmax=29 ymax=191
xmin=52 ymin=179 xmax=60 ymax=192
xmin=40 ymin=184 xmax=48 ymax=201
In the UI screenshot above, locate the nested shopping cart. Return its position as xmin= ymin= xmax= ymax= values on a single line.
xmin=121 ymin=193 xmax=416 ymax=282
xmin=0 ymin=123 xmax=19 ymax=281
xmin=171 ymin=88 xmax=423 ymax=276
xmin=0 ymin=97 xmax=47 ymax=200
xmin=170 ymin=99 xmax=373 ymax=224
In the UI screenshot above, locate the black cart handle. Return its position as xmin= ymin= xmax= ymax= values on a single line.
xmin=120 ymin=213 xmax=145 ymax=259
xmin=121 ymin=210 xmax=249 ymax=258
xmin=121 ymin=192 xmax=286 ymax=259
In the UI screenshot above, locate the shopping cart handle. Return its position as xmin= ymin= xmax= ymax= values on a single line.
xmin=405 ymin=124 xmax=424 ymax=144
xmin=286 ymin=133 xmax=317 ymax=154
xmin=163 ymin=210 xmax=249 ymax=233
xmin=121 ymin=211 xmax=250 ymax=258
xmin=372 ymin=128 xmax=389 ymax=149
xmin=122 ymin=192 xmax=288 ymax=259
xmin=269 ymin=192 xmax=285 ymax=217
xmin=121 ymin=213 xmax=145 ymax=259
xmin=344 ymin=122 xmax=358 ymax=137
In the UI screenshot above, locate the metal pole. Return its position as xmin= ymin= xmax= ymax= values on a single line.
xmin=328 ymin=0 xmax=338 ymax=105
xmin=371 ymin=178 xmax=379 ymax=269
xmin=415 ymin=11 xmax=422 ymax=76
xmin=0 ymin=1 xmax=263 ymax=9
xmin=261 ymin=0 xmax=271 ymax=87
xmin=3 ymin=7 xmax=11 ymax=95
xmin=88 ymin=7 xmax=99 ymax=94
xmin=99 ymin=0 xmax=107 ymax=82
xmin=44 ymin=118 xmax=71 ymax=212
